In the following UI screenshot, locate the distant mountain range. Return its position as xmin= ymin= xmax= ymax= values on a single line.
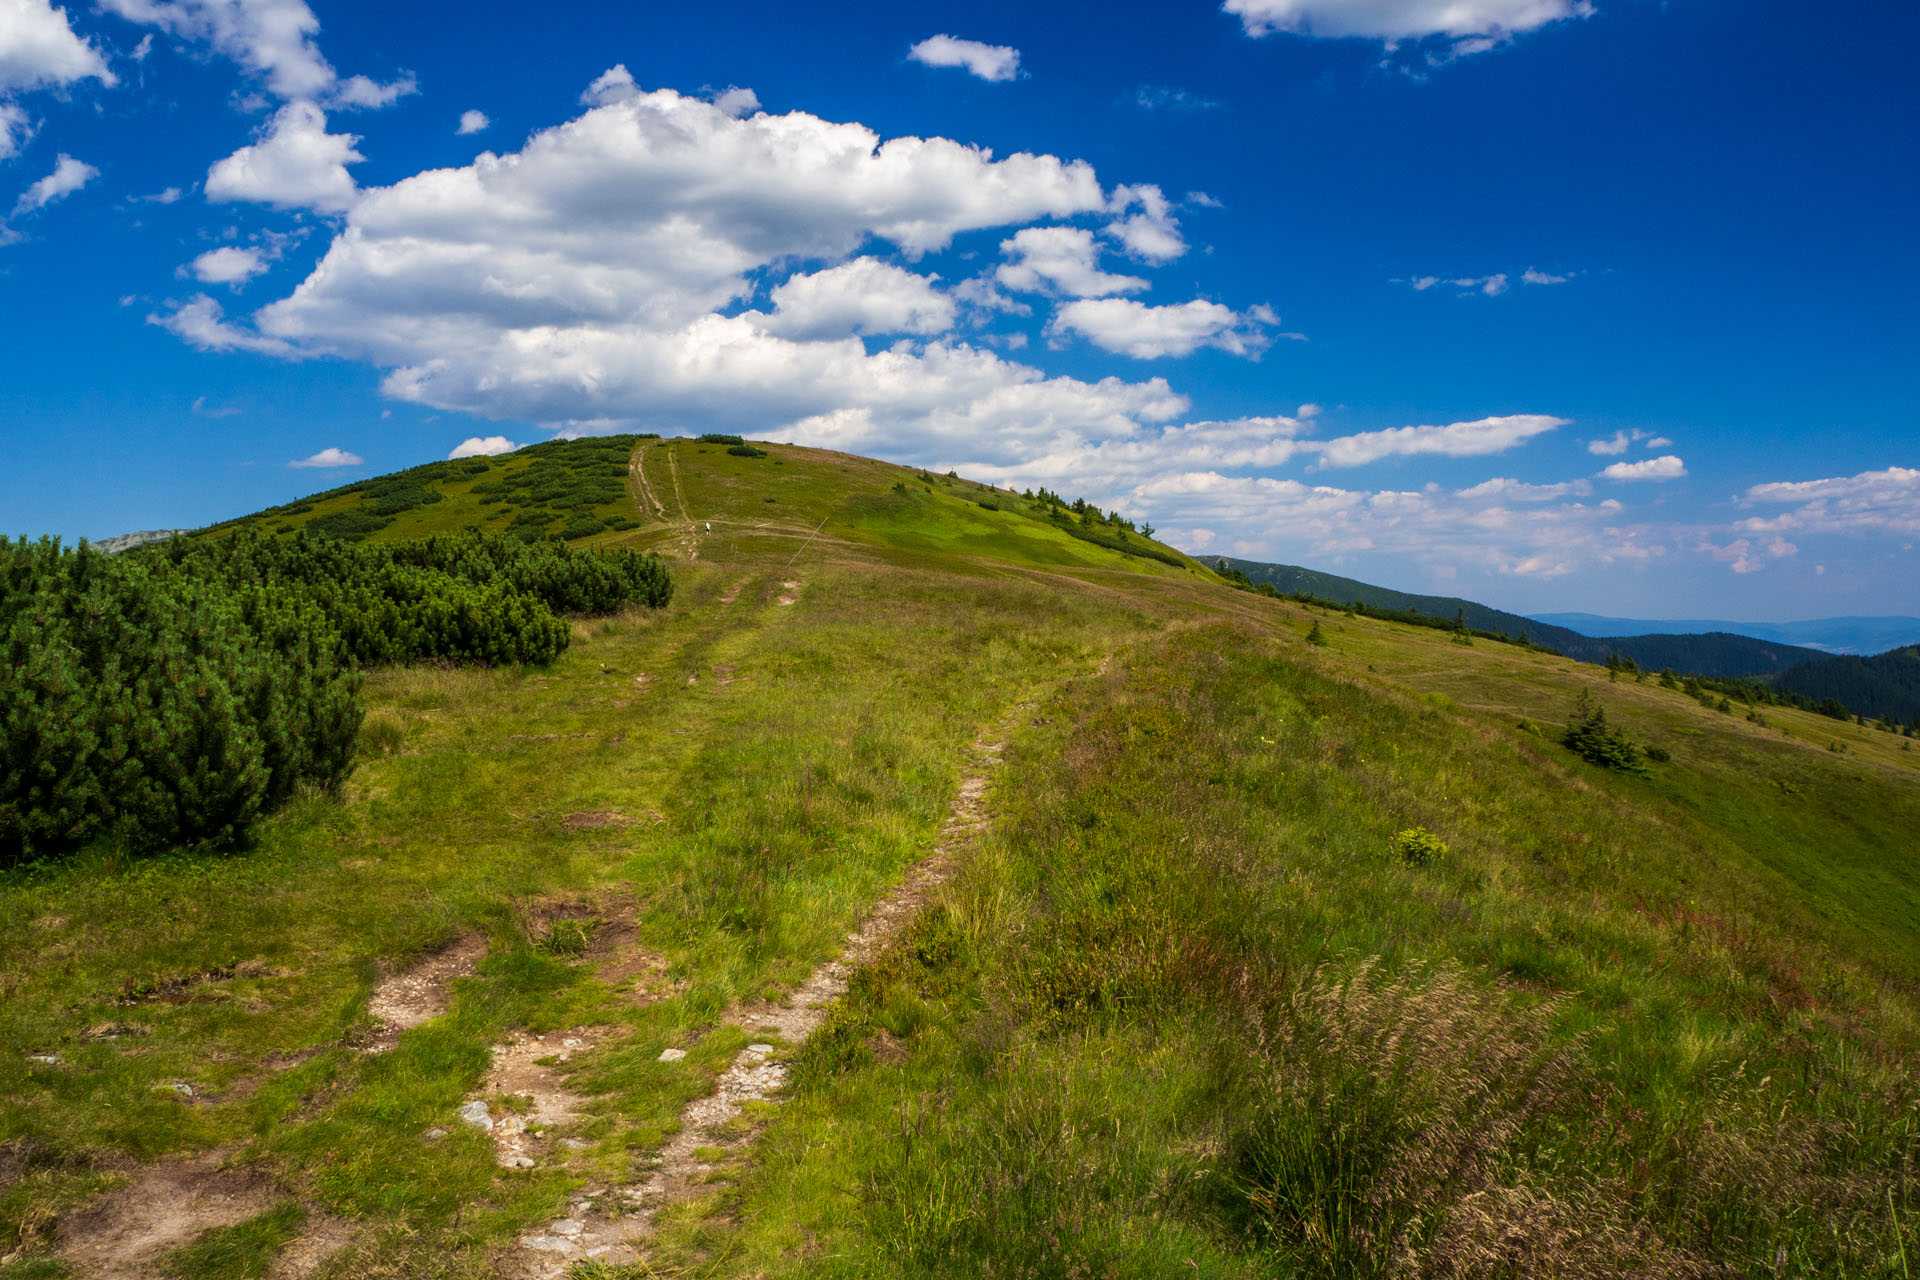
xmin=1531 ymin=613 xmax=1920 ymax=656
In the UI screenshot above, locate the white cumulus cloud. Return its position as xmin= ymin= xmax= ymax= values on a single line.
xmin=13 ymin=152 xmax=96 ymax=214
xmin=762 ymin=258 xmax=956 ymax=340
xmin=449 ymin=435 xmax=517 ymax=459
xmin=456 ymin=108 xmax=489 ymax=135
xmin=205 ymin=99 xmax=361 ymax=211
xmin=290 ymin=446 xmax=361 ymax=468
xmin=907 ymin=34 xmax=1021 ymax=82
xmin=0 ymin=0 xmax=114 ymax=95
xmin=1105 ymin=184 xmax=1186 ymax=263
xmin=1738 ymin=466 xmax=1920 ymax=538
xmin=1051 ymin=297 xmax=1275 ymax=359
xmin=188 ymin=244 xmax=267 ymax=285
xmin=331 ymin=72 xmax=415 ymax=109
xmin=996 ymin=226 xmax=1147 ymax=297
xmin=149 ymin=79 xmax=1209 ymax=465
xmin=1599 ymin=455 xmax=1687 ymax=482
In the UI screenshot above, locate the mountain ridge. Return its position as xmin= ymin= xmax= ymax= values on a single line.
xmin=1533 ymin=612 xmax=1920 ymax=655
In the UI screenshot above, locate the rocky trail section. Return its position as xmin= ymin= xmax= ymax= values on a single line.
xmin=497 ymin=712 xmax=1017 ymax=1278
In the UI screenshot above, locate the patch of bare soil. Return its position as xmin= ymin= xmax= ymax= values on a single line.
xmin=363 ymin=935 xmax=486 ymax=1053
xmin=56 ymin=1152 xmax=275 ymax=1279
xmin=561 ymin=811 xmax=632 ymax=832
xmin=717 ymin=578 xmax=747 ymax=605
xmin=498 ymin=715 xmax=1017 ymax=1277
xmin=711 ymin=664 xmax=738 ymax=686
xmin=473 ymin=1029 xmax=613 ymax=1169
xmin=776 ymin=579 xmax=801 ymax=606
xmin=585 ymin=916 xmax=674 ymax=992
xmin=268 ymin=1213 xmax=354 ymax=1279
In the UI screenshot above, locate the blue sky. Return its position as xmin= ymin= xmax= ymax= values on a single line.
xmin=1 ymin=0 xmax=1915 ymax=619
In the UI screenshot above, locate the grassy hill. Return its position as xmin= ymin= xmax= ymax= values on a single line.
xmin=1209 ymin=554 xmax=1833 ymax=678
xmin=6 ymin=438 xmax=1920 ymax=1278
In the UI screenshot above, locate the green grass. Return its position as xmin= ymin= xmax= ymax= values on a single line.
xmin=160 ymin=1201 xmax=307 ymax=1280
xmin=5 ymin=439 xmax=1919 ymax=1276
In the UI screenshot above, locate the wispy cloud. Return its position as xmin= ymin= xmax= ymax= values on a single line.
xmin=1315 ymin=414 xmax=1567 ymax=468
xmin=14 ymin=154 xmax=98 ymax=215
xmin=1131 ymin=85 xmax=1222 ymax=111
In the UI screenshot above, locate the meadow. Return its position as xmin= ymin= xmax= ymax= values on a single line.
xmin=3 ymin=437 xmax=1917 ymax=1278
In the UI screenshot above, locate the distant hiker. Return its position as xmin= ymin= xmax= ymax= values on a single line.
xmin=705 ymin=522 xmax=711 ymax=531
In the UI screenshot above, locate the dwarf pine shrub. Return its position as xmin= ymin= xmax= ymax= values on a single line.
xmin=1561 ymin=691 xmax=1648 ymax=775
xmin=2 ymin=527 xmax=673 ymax=861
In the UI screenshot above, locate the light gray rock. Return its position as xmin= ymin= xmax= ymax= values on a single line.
xmin=521 ymin=1236 xmax=577 ymax=1254
xmin=657 ymin=1047 xmax=686 ymax=1062
xmin=423 ymin=1127 xmax=448 ymax=1141
xmin=458 ymin=1100 xmax=493 ymax=1131
xmin=746 ymin=1043 xmax=775 ymax=1055
xmin=549 ymin=1219 xmax=584 ymax=1237
xmin=27 ymin=1054 xmax=57 ymax=1065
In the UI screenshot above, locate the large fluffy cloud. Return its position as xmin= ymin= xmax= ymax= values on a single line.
xmin=167 ymin=81 xmax=1181 ymax=456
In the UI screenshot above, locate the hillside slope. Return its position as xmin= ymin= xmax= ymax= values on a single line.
xmin=1210 ymin=554 xmax=1832 ymax=677
xmin=5 ymin=439 xmax=1920 ymax=1279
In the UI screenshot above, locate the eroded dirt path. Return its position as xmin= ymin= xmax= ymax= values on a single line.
xmin=55 ymin=1153 xmax=275 ymax=1278
xmin=364 ymin=934 xmax=487 ymax=1053
xmin=497 ymin=714 xmax=1015 ymax=1277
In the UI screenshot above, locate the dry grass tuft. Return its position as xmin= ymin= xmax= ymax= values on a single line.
xmin=1231 ymin=957 xmax=1583 ymax=1277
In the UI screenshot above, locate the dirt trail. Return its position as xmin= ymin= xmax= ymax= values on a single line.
xmin=498 ymin=715 xmax=1016 ymax=1277
xmin=627 ymin=451 xmax=668 ymax=521
xmin=55 ymin=1153 xmax=275 ymax=1278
